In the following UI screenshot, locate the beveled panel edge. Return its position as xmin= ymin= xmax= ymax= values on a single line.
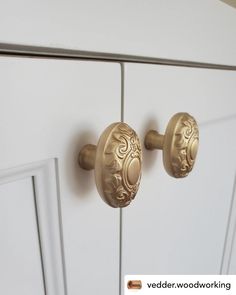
xmin=220 ymin=171 xmax=236 ymax=274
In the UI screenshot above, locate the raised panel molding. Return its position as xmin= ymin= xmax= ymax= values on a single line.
xmin=221 ymin=172 xmax=236 ymax=274
xmin=0 ymin=159 xmax=67 ymax=295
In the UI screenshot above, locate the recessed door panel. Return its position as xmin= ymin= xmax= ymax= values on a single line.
xmin=0 ymin=177 xmax=45 ymax=295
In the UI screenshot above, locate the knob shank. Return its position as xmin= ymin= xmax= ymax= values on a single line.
xmin=145 ymin=130 xmax=164 ymax=150
xmin=78 ymin=144 xmax=96 ymax=170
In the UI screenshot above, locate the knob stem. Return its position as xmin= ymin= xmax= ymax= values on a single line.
xmin=145 ymin=130 xmax=164 ymax=150
xmin=79 ymin=144 xmax=97 ymax=170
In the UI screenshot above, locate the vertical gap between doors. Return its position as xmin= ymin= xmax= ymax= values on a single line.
xmin=121 ymin=63 xmax=125 ymax=122
xmin=119 ymin=63 xmax=125 ymax=295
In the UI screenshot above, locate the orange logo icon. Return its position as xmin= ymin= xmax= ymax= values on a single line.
xmin=127 ymin=280 xmax=142 ymax=290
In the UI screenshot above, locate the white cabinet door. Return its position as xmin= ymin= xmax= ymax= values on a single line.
xmin=122 ymin=64 xmax=236 ymax=282
xmin=0 ymin=1 xmax=236 ymax=65
xmin=0 ymin=57 xmax=121 ymax=295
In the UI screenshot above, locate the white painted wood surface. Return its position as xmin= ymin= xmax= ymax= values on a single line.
xmin=0 ymin=160 xmax=66 ymax=295
xmin=0 ymin=58 xmax=121 ymax=295
xmin=222 ymin=173 xmax=236 ymax=274
xmin=122 ymin=64 xmax=236 ymax=285
xmin=0 ymin=1 xmax=236 ymax=65
xmin=0 ymin=178 xmax=44 ymax=295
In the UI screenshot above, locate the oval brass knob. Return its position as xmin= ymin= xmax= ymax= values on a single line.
xmin=78 ymin=122 xmax=142 ymax=208
xmin=144 ymin=113 xmax=199 ymax=178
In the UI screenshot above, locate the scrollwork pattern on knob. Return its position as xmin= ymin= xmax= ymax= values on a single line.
xmin=79 ymin=122 xmax=142 ymax=208
xmin=102 ymin=123 xmax=142 ymax=207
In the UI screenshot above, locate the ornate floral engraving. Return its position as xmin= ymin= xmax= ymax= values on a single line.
xmin=171 ymin=114 xmax=199 ymax=178
xmin=103 ymin=123 xmax=142 ymax=207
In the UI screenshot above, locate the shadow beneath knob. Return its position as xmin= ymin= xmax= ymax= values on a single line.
xmin=66 ymin=129 xmax=97 ymax=199
xmin=140 ymin=118 xmax=160 ymax=172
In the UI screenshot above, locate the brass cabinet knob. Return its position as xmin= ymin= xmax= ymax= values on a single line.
xmin=144 ymin=113 xmax=199 ymax=178
xmin=79 ymin=122 xmax=142 ymax=208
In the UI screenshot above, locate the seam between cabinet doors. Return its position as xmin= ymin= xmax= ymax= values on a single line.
xmin=1 ymin=43 xmax=236 ymax=71
xmin=119 ymin=63 xmax=125 ymax=295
